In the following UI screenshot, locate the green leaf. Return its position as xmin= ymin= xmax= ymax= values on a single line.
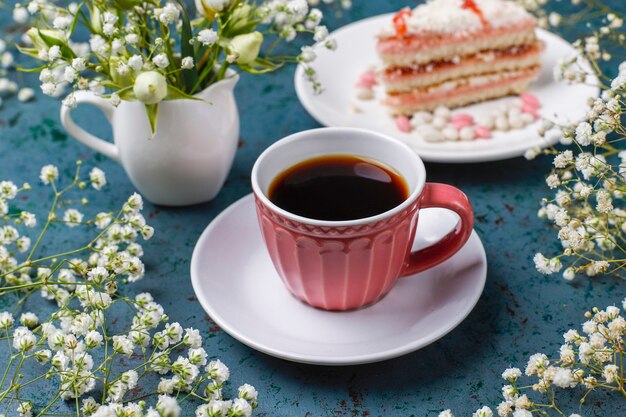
xmin=166 ymin=84 xmax=203 ymax=101
xmin=16 ymin=45 xmax=42 ymax=60
xmin=177 ymin=0 xmax=198 ymax=92
xmin=238 ymin=58 xmax=283 ymax=74
xmin=144 ymin=103 xmax=159 ymax=137
xmin=16 ymin=63 xmax=49 ymax=73
xmin=38 ymin=30 xmax=76 ymax=60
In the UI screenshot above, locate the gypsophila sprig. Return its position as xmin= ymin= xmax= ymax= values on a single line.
xmin=0 ymin=162 xmax=257 ymax=416
xmin=442 ymin=300 xmax=626 ymax=416
xmin=521 ymin=0 xmax=626 ymax=282
xmin=19 ymin=0 xmax=344 ymax=135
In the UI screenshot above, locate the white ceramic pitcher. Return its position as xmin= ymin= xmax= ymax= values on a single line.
xmin=60 ymin=72 xmax=240 ymax=206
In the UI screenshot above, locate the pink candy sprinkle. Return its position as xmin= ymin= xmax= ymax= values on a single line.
xmin=358 ymin=72 xmax=378 ymax=88
xmin=395 ymin=116 xmax=412 ymax=133
xmin=521 ymin=104 xmax=539 ymax=119
xmin=474 ymin=126 xmax=492 ymax=139
xmin=520 ymin=93 xmax=540 ymax=108
xmin=451 ymin=113 xmax=474 ymax=125
xmin=452 ymin=119 xmax=473 ymax=131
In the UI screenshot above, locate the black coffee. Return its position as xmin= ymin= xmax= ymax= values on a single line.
xmin=268 ymin=155 xmax=409 ymax=221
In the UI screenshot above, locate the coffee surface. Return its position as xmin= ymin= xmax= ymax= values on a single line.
xmin=268 ymin=155 xmax=408 ymax=221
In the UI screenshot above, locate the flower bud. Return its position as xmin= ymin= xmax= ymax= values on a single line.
xmin=196 ymin=0 xmax=232 ymax=19
xmin=133 ymin=71 xmax=168 ymax=104
xmin=26 ymin=28 xmax=66 ymax=50
xmin=229 ymin=32 xmax=263 ymax=65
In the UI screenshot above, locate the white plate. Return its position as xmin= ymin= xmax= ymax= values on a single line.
xmin=190 ymin=194 xmax=487 ymax=365
xmin=294 ymin=15 xmax=599 ymax=163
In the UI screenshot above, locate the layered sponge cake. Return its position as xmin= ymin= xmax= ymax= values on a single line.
xmin=377 ymin=0 xmax=543 ymax=115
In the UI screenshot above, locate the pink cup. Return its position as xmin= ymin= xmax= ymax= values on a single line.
xmin=251 ymin=128 xmax=474 ymax=311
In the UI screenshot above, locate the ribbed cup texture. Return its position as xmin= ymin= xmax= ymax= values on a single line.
xmin=255 ymin=197 xmax=420 ymax=310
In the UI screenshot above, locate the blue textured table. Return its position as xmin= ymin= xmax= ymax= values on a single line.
xmin=1 ymin=1 xmax=625 ymax=416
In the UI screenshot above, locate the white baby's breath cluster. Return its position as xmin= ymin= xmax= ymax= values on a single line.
xmin=0 ymin=162 xmax=257 ymax=416
xmin=521 ymin=2 xmax=626 ymax=282
xmin=441 ymin=300 xmax=626 ymax=417
xmin=15 ymin=0 xmax=344 ymax=133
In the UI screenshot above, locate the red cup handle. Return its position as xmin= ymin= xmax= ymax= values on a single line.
xmin=400 ymin=183 xmax=474 ymax=276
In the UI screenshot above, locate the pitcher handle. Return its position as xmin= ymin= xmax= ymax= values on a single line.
xmin=60 ymin=91 xmax=120 ymax=163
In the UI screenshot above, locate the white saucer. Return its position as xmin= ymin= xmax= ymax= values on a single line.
xmin=190 ymin=194 xmax=487 ymax=365
xmin=294 ymin=15 xmax=599 ymax=163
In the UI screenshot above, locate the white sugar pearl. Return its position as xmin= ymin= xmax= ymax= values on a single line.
xmin=417 ymin=125 xmax=445 ymax=142
xmin=475 ymin=114 xmax=495 ymax=129
xmin=493 ymin=105 xmax=509 ymax=117
xmin=355 ymin=87 xmax=374 ymax=100
xmin=510 ymin=98 xmax=524 ymax=109
xmin=432 ymin=116 xmax=447 ymax=130
xmin=433 ymin=106 xmax=451 ymax=120
xmin=509 ymin=114 xmax=524 ymax=129
xmin=507 ymin=107 xmax=522 ymax=119
xmin=459 ymin=127 xmax=475 ymax=141
xmin=412 ymin=111 xmax=433 ymax=124
xmin=411 ymin=112 xmax=433 ymax=127
xmin=442 ymin=126 xmax=459 ymax=141
xmin=495 ymin=116 xmax=510 ymax=131
xmin=521 ymin=113 xmax=534 ymax=125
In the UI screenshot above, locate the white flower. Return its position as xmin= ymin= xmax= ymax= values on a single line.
xmin=188 ymin=347 xmax=208 ymax=366
xmin=89 ymin=167 xmax=107 ymax=190
xmin=206 ymin=359 xmax=230 ymax=383
xmin=183 ymin=328 xmax=202 ymax=348
xmin=133 ymin=71 xmax=168 ymax=104
xmin=299 ymin=46 xmax=316 ymax=63
xmin=112 ymin=335 xmax=135 ymax=355
xmin=85 ymin=330 xmax=103 ymax=348
xmin=197 ymin=29 xmax=219 ymax=46
xmin=110 ymin=93 xmax=121 ymax=107
xmin=13 ymin=326 xmax=37 ymax=351
xmin=63 ymin=208 xmax=84 ymax=227
xmin=41 ymin=82 xmax=56 ymax=96
xmin=552 ymin=367 xmax=576 ymax=388
xmin=238 ymin=384 xmax=258 ymax=401
xmin=196 ymin=0 xmax=232 ymax=13
xmin=157 ymin=3 xmax=180 ymax=24
xmin=473 ymin=406 xmax=493 ymax=417
xmin=305 ymin=8 xmax=323 ymax=29
xmin=562 ymin=267 xmax=575 ymax=281
xmin=53 ymin=15 xmax=73 ymax=30
xmin=152 ymin=53 xmax=170 ymax=69
xmin=314 ymin=25 xmax=328 ymax=42
xmin=19 ymin=312 xmax=38 ymax=328
xmin=156 ymin=395 xmax=181 ymax=417
xmin=17 ymin=402 xmax=33 ymax=417
xmin=0 ymin=312 xmax=14 ymax=328
xmin=525 ymin=353 xmax=549 ymax=376
xmin=501 ymin=367 xmax=521 ymax=382
xmin=182 ymin=57 xmax=195 ymax=69
xmin=128 ymin=55 xmax=143 ymax=72
xmin=575 ymin=122 xmax=592 ymax=145
xmin=125 ymin=33 xmax=139 ymax=45
xmin=13 ymin=6 xmax=29 ymax=24
xmin=512 ymin=410 xmax=532 ymax=417
xmin=103 ymin=23 xmax=117 ymax=36
xmin=603 ymin=364 xmax=619 ymax=383
xmin=533 ymin=253 xmax=561 ymax=274
xmin=48 ymin=45 xmax=61 ymax=61
xmin=40 ymin=164 xmax=59 ymax=184
xmin=62 ymin=93 xmax=77 ymax=109
xmin=0 ymin=181 xmax=18 ymax=199
xmin=438 ymin=411 xmax=454 ymax=417
xmin=72 ymin=57 xmax=86 ymax=71
xmin=15 ymin=87 xmax=35 ymax=104
xmin=229 ymin=398 xmax=252 ymax=417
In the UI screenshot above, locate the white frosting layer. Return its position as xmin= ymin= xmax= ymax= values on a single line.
xmin=385 ymin=0 xmax=534 ymax=36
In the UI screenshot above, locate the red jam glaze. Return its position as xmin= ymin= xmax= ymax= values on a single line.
xmin=461 ymin=0 xmax=488 ymax=27
xmin=393 ymin=8 xmax=412 ymax=36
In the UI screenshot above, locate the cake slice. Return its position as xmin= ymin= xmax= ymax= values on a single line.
xmin=377 ymin=0 xmax=543 ymax=114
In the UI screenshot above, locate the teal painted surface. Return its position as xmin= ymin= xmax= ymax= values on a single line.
xmin=0 ymin=1 xmax=624 ymax=416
